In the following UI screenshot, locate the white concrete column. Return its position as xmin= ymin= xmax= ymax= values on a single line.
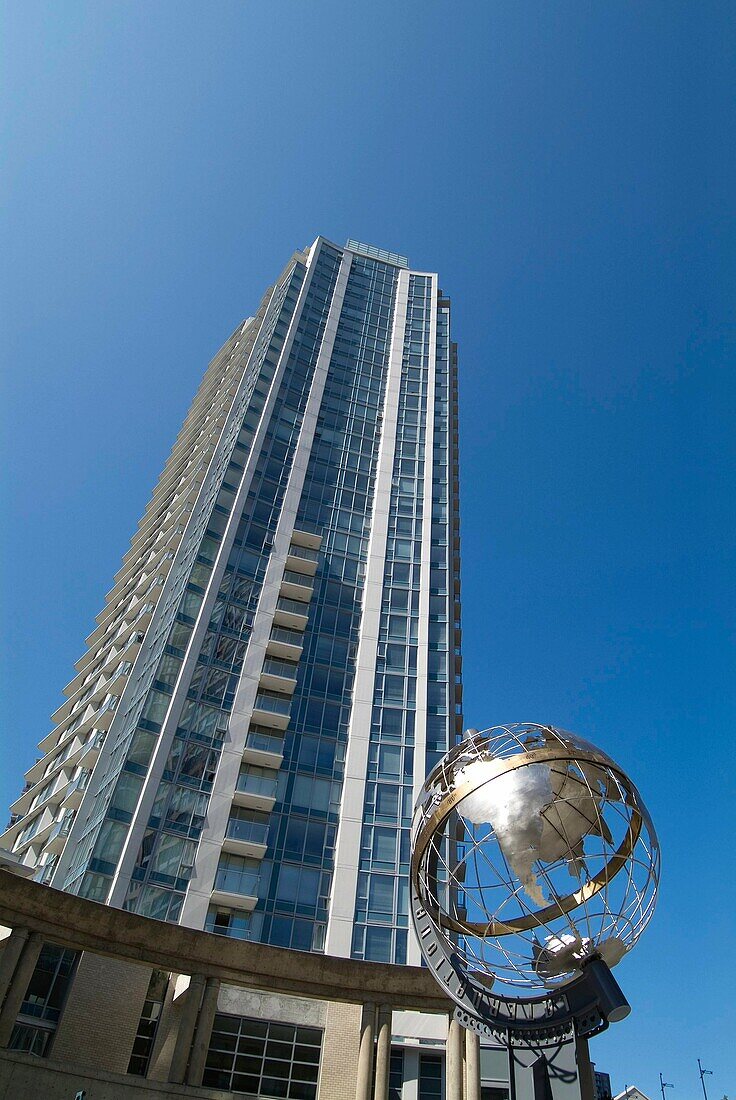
xmin=326 ymin=266 xmax=410 ymax=957
xmin=374 ymin=1005 xmax=392 ymax=1100
xmin=465 ymin=1027 xmax=481 ymax=1100
xmin=446 ymin=1014 xmax=464 ymax=1100
xmin=356 ymin=1001 xmax=376 ymax=1100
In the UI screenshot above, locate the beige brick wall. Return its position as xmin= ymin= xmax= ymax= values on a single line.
xmin=319 ymin=1000 xmax=362 ymax=1100
xmin=51 ymin=951 xmax=152 ymax=1074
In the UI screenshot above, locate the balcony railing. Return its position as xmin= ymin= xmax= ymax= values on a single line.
xmin=269 ymin=626 xmax=304 ymax=647
xmin=282 ymin=569 xmax=314 ymax=588
xmin=261 ymin=657 xmax=298 ymax=681
xmin=48 ymin=813 xmax=75 ymax=844
xmin=225 ymin=816 xmax=270 ymax=846
xmin=287 ymin=544 xmax=319 ymax=563
xmin=276 ymin=597 xmax=309 ymax=616
xmin=99 ymin=695 xmax=119 ymax=717
xmin=214 ymin=868 xmax=260 ymax=898
xmin=236 ymin=772 xmax=278 ymax=799
xmin=66 ymin=772 xmax=90 ymax=798
xmin=253 ymin=692 xmax=291 ymax=717
xmin=245 ymin=729 xmax=285 ymax=756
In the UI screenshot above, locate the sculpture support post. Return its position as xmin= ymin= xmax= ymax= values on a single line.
xmin=507 ymin=1039 xmax=517 ymax=1100
xmin=576 ymin=1035 xmax=595 ymax=1100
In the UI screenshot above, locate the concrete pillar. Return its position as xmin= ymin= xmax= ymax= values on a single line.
xmin=446 ymin=1014 xmax=464 ymax=1100
xmin=465 ymin=1027 xmax=481 ymax=1100
xmin=0 ymin=931 xmax=43 ymax=1048
xmin=0 ymin=928 xmax=30 ymax=1009
xmin=168 ymin=973 xmax=206 ymax=1084
xmin=355 ymin=1001 xmax=376 ymax=1100
xmin=374 ymin=1005 xmax=392 ymax=1100
xmin=462 ymin=1025 xmax=467 ymax=1098
xmin=187 ymin=976 xmax=220 ymax=1087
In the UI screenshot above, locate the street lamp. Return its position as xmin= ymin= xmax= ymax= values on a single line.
xmin=698 ymin=1060 xmax=713 ymax=1100
xmin=660 ymin=1073 xmax=674 ymax=1100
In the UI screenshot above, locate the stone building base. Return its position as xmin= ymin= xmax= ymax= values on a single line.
xmin=0 ymin=1048 xmax=227 ymax=1100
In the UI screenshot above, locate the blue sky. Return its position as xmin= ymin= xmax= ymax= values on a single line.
xmin=2 ymin=2 xmax=734 ymax=1093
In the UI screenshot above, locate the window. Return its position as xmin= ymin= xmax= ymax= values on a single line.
xmin=215 ymin=853 xmax=260 ymax=897
xmin=226 ymin=806 xmax=270 ymax=845
xmin=419 ymin=1053 xmax=443 ymax=1100
xmin=203 ymin=1013 xmax=322 ymax=1099
xmin=13 ymin=942 xmax=78 ymax=1057
xmin=275 ymin=864 xmax=320 ymax=906
xmin=389 ymin=1048 xmax=405 ymax=1100
xmin=139 ymin=690 xmax=170 ymax=731
xmin=110 ymin=772 xmax=143 ymax=817
xmin=237 ymin=765 xmax=279 ymax=799
xmin=8 ymin=1023 xmax=52 ymax=1056
xmin=127 ymin=970 xmax=168 ymax=1077
xmin=149 ymin=834 xmax=196 ymax=886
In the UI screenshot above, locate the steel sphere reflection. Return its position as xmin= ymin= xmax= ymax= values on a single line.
xmin=411 ymin=723 xmax=659 ymax=995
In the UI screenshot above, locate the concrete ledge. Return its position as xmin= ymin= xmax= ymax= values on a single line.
xmin=0 ymin=870 xmax=451 ymax=1012
xmin=0 ymin=1048 xmax=226 ymax=1099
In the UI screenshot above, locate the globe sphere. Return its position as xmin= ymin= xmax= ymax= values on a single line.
xmin=411 ymin=723 xmax=659 ymax=995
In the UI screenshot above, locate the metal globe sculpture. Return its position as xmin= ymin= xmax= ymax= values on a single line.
xmin=411 ymin=723 xmax=659 ymax=1040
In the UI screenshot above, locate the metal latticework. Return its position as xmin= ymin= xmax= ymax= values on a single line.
xmin=411 ymin=723 xmax=659 ymax=995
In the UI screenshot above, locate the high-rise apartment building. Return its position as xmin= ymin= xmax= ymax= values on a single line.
xmin=2 ymin=236 xmax=461 ymax=973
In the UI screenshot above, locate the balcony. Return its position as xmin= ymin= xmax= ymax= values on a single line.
xmin=285 ymin=543 xmax=320 ymax=576
xmin=132 ymin=601 xmax=156 ymax=632
xmin=62 ymin=771 xmax=90 ymax=810
xmin=273 ymin=596 xmax=309 ymax=631
xmin=266 ymin=626 xmax=304 ymax=662
xmin=251 ymin=691 xmax=292 ymax=731
xmin=44 ymin=812 xmax=75 ymax=855
xmin=105 ymin=661 xmax=133 ymax=698
xmin=259 ymin=656 xmax=298 ymax=695
xmin=13 ymin=808 xmax=55 ymax=853
xmin=28 ymin=777 xmax=66 ymax=816
xmin=211 ymin=869 xmax=260 ymax=910
xmin=78 ymin=730 xmax=106 ymax=768
xmin=289 ymin=527 xmax=322 ymax=551
xmin=232 ymin=772 xmax=278 ymax=813
xmin=35 ymin=857 xmax=59 ymax=885
xmin=221 ymin=815 xmax=270 ymax=858
xmin=280 ymin=569 xmax=315 ymax=602
xmin=94 ymin=694 xmax=119 ymax=731
xmin=242 ymin=728 xmax=284 ymax=769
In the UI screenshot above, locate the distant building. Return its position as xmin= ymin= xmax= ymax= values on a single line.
xmin=613 ymin=1088 xmax=651 ymax=1100
xmin=594 ymin=1069 xmax=612 ymax=1100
